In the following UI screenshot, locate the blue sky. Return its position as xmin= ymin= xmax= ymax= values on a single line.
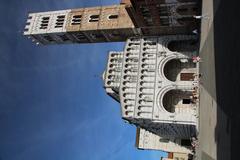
xmin=0 ymin=0 xmax=167 ymax=160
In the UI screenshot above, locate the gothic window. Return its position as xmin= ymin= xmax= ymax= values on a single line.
xmin=71 ymin=15 xmax=82 ymax=25
xmin=89 ymin=15 xmax=100 ymax=22
xmin=40 ymin=17 xmax=50 ymax=29
xmin=140 ymin=5 xmax=151 ymax=18
xmin=55 ymin=15 xmax=65 ymax=28
xmin=157 ymin=4 xmax=170 ymax=17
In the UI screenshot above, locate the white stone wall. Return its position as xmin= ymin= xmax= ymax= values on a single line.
xmin=136 ymin=128 xmax=192 ymax=154
xmin=102 ymin=36 xmax=199 ymax=139
xmin=118 ymin=35 xmax=199 ymax=138
xmin=104 ymin=51 xmax=123 ymax=88
xmin=24 ymin=10 xmax=70 ymax=35
xmin=103 ymin=51 xmax=123 ymax=101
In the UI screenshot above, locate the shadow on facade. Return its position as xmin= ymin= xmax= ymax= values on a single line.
xmin=168 ymin=39 xmax=198 ymax=53
xmin=213 ymin=0 xmax=240 ymax=159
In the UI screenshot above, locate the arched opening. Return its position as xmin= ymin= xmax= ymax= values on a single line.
xmin=162 ymin=90 xmax=193 ymax=113
xmin=164 ymin=59 xmax=196 ymax=82
xmin=89 ymin=15 xmax=100 ymax=22
xmin=168 ymin=39 xmax=198 ymax=52
xmin=108 ymin=15 xmax=118 ymax=19
xmin=71 ymin=15 xmax=82 ymax=25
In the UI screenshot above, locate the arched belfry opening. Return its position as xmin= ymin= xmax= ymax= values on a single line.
xmin=162 ymin=90 xmax=193 ymax=113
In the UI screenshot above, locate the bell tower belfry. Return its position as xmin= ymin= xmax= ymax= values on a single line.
xmin=24 ymin=5 xmax=140 ymax=45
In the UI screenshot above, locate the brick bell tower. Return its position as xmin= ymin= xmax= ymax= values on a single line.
xmin=24 ymin=4 xmax=140 ymax=45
